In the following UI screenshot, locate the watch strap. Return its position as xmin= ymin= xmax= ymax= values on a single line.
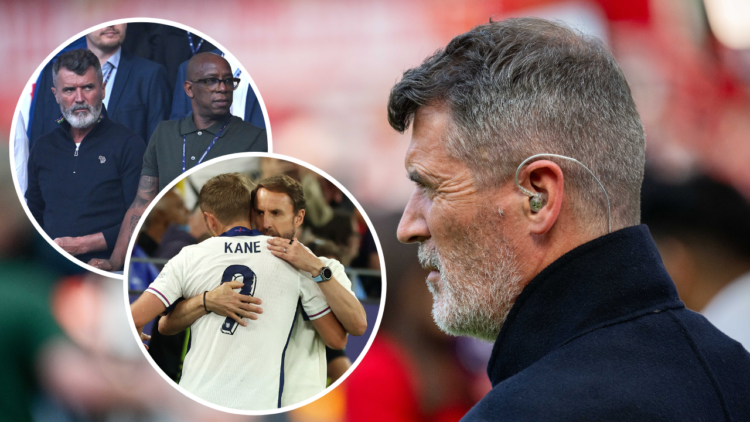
xmin=313 ymin=266 xmax=332 ymax=283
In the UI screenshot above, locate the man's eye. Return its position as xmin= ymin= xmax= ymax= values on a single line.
xmin=414 ymin=181 xmax=431 ymax=192
xmin=414 ymin=181 xmax=436 ymax=199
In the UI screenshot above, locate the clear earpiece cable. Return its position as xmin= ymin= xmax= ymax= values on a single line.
xmin=514 ymin=153 xmax=611 ymax=234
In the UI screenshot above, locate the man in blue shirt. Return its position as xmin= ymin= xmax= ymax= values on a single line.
xmin=25 ymin=49 xmax=145 ymax=265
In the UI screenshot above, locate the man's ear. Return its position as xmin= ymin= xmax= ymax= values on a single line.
xmin=294 ymin=209 xmax=306 ymax=228
xmin=184 ymin=81 xmax=194 ymax=99
xmin=51 ymin=87 xmax=59 ymax=104
xmin=203 ymin=212 xmax=217 ymax=235
xmin=517 ymin=160 xmax=564 ymax=235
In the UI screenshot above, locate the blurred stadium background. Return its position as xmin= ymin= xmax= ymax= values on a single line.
xmin=1 ymin=0 xmax=749 ymax=421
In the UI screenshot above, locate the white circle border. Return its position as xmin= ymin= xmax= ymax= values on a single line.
xmin=122 ymin=151 xmax=387 ymax=415
xmin=8 ymin=17 xmax=274 ymax=280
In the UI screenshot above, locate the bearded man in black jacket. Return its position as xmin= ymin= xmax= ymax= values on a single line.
xmin=26 ymin=49 xmax=145 ymax=265
xmin=390 ymin=17 xmax=750 ymax=422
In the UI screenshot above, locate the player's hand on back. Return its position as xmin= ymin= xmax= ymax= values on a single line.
xmin=206 ymin=280 xmax=263 ymax=327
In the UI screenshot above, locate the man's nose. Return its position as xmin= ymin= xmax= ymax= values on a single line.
xmin=397 ymin=191 xmax=430 ymax=244
xmin=74 ymin=88 xmax=85 ymax=103
xmin=216 ymin=79 xmax=229 ymax=92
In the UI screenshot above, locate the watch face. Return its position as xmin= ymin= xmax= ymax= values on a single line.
xmin=323 ymin=267 xmax=333 ymax=279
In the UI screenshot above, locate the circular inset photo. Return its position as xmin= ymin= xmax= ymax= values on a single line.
xmin=124 ymin=153 xmax=384 ymax=414
xmin=10 ymin=18 xmax=270 ymax=278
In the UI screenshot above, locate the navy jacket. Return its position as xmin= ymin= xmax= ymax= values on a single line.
xmin=25 ymin=109 xmax=146 ymax=262
xmin=30 ymin=50 xmax=171 ymax=147
xmin=463 ymin=225 xmax=750 ymax=421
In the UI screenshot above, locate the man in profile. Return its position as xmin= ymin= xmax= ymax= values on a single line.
xmin=89 ymin=52 xmax=268 ymax=271
xmin=390 ymin=18 xmax=750 ymax=420
xmin=25 ymin=49 xmax=145 ymax=264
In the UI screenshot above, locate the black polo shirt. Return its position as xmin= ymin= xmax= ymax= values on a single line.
xmin=142 ymin=114 xmax=267 ymax=190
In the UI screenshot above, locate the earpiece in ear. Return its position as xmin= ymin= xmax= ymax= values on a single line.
xmin=529 ymin=194 xmax=544 ymax=212
xmin=515 ymin=153 xmax=612 ymax=233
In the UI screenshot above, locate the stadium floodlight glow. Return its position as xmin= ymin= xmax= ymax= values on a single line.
xmin=704 ymin=0 xmax=750 ymax=50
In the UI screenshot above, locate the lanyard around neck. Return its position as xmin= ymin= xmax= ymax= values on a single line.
xmin=187 ymin=32 xmax=204 ymax=55
xmin=182 ymin=118 xmax=231 ymax=173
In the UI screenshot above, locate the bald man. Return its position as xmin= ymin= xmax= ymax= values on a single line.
xmin=88 ymin=53 xmax=267 ymax=271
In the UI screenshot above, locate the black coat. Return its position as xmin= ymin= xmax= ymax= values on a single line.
xmin=463 ymin=225 xmax=750 ymax=421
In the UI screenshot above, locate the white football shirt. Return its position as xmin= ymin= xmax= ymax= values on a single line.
xmin=146 ymin=228 xmax=331 ymax=410
xmin=281 ymin=256 xmax=356 ymax=407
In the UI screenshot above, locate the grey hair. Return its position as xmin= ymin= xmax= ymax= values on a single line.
xmin=388 ymin=17 xmax=645 ymax=230
xmin=52 ymin=49 xmax=103 ymax=86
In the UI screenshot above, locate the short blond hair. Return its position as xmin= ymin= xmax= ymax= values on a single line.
xmin=198 ymin=173 xmax=254 ymax=224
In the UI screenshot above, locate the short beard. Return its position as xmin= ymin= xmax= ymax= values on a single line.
xmin=260 ymin=226 xmax=295 ymax=241
xmin=418 ymin=206 xmax=524 ymax=342
xmin=62 ymin=102 xmax=102 ymax=129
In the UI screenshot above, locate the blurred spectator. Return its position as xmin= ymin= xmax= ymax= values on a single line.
xmin=148 ymin=197 xmax=203 ymax=384
xmin=307 ymin=238 xmax=346 ymax=262
xmin=260 ymin=157 xmax=302 ymax=181
xmin=137 ymin=189 xmax=190 ymax=256
xmin=0 ymin=264 xmax=63 ymax=422
xmin=130 ymin=189 xmax=190 ymax=321
xmin=30 ymin=24 xmax=172 ymax=146
xmin=48 ymin=274 xmax=255 ymax=422
xmin=25 ymin=49 xmax=145 ymax=264
xmin=642 ymin=174 xmax=750 ymax=350
xmin=310 ymin=210 xmax=357 ymax=265
xmin=154 ymin=207 xmax=210 ymax=259
xmin=170 ymin=49 xmax=266 ymax=129
xmin=122 ymin=23 xmax=218 ymax=92
xmin=350 ymin=208 xmax=380 ymax=271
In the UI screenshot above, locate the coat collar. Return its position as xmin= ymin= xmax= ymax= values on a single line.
xmin=487 ymin=225 xmax=684 ymax=385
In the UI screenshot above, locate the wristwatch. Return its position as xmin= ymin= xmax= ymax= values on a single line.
xmin=313 ymin=266 xmax=333 ymax=283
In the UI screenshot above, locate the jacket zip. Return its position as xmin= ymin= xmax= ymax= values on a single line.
xmin=73 ymin=143 xmax=80 ymax=174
